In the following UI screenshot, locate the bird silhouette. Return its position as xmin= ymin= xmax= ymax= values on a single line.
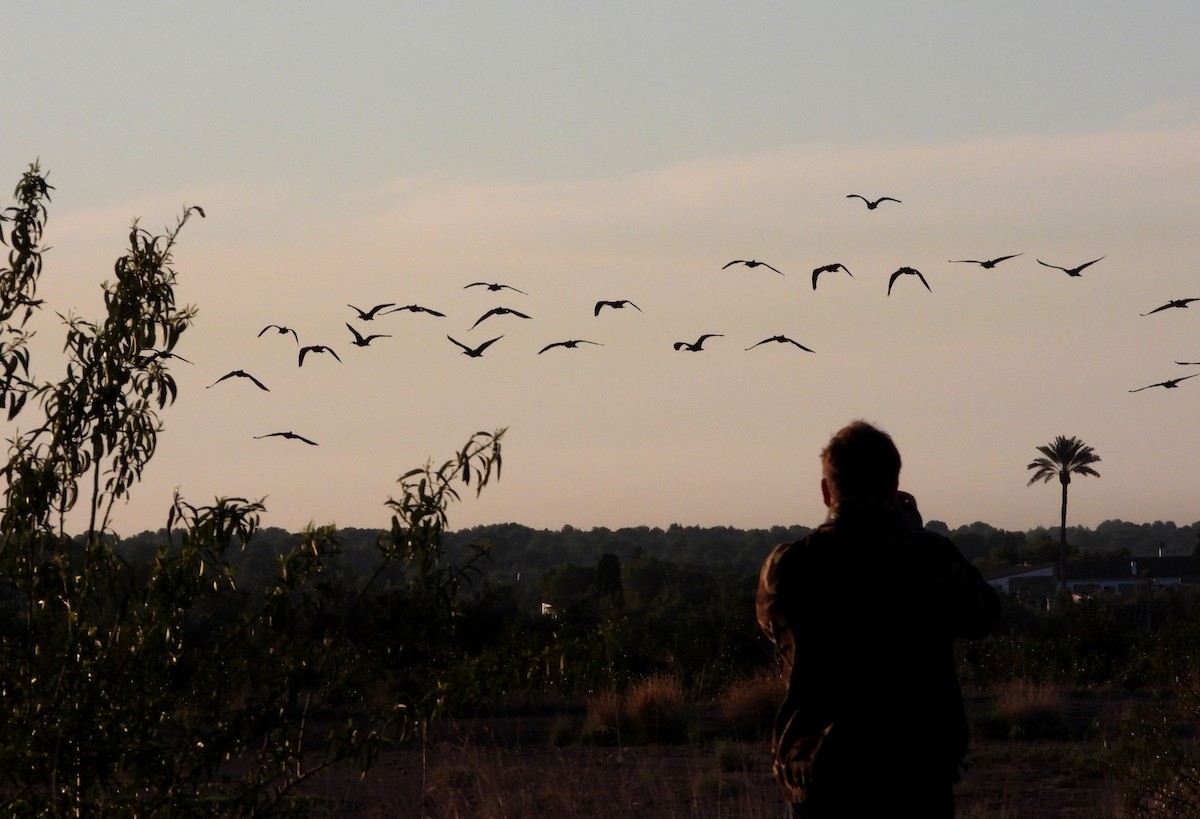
xmin=887 ymin=267 xmax=931 ymax=295
xmin=949 ymin=254 xmax=1022 ymax=269
xmin=847 ymin=194 xmax=900 ymax=209
xmin=465 ymin=282 xmax=528 ymax=295
xmin=346 ymin=323 xmax=391 ymax=347
xmin=723 ymin=259 xmax=783 ymax=275
xmin=1037 ymin=256 xmax=1105 ymax=277
xmin=386 ymin=304 xmax=446 ymax=317
xmin=258 ymin=324 xmax=299 ymax=344
xmin=254 ymin=430 xmax=318 ymax=446
xmin=812 ymin=263 xmax=852 ymax=290
xmin=298 ymin=345 xmax=341 ymax=367
xmin=1129 ymin=373 xmax=1200 ymax=392
xmin=673 ymin=334 xmax=723 ymax=351
xmin=448 ymin=335 xmax=502 ymax=357
xmin=470 ymin=307 xmax=532 ymax=330
xmin=208 ymin=370 xmax=269 ymax=391
xmin=137 ymin=350 xmax=193 ymax=365
xmin=347 ymin=303 xmax=395 ymax=320
xmin=594 ymin=300 xmax=642 ymax=316
xmin=538 ymin=339 xmax=603 ymax=354
xmin=1141 ymin=298 xmax=1200 ymax=316
xmin=745 ymin=335 xmax=815 ymax=352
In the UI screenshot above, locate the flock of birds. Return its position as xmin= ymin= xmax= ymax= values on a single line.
xmin=174 ymin=192 xmax=1195 ymax=446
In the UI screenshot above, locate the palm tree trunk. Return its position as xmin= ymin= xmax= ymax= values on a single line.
xmin=1059 ymin=477 xmax=1069 ymax=591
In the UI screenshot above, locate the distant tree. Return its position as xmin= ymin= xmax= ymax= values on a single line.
xmin=596 ymin=552 xmax=624 ymax=608
xmin=1026 ymin=435 xmax=1101 ymax=590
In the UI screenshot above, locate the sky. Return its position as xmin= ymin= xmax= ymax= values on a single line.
xmin=4 ymin=2 xmax=1200 ymax=538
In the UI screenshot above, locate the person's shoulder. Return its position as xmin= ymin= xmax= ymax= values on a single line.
xmin=913 ymin=527 xmax=970 ymax=556
xmin=759 ymin=529 xmax=837 ymax=584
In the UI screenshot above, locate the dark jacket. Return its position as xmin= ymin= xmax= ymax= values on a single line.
xmin=756 ymin=501 xmax=1000 ymax=806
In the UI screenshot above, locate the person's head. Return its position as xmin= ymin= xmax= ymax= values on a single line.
xmin=820 ymin=420 xmax=902 ymax=508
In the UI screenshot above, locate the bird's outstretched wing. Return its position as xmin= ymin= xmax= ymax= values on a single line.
xmin=1130 ymin=373 xmax=1200 ymax=392
xmin=259 ymin=324 xmax=299 ymax=343
xmin=299 ymin=345 xmax=341 ymax=366
xmin=1038 ymin=256 xmax=1105 ymax=276
xmin=208 ymin=370 xmax=269 ymax=391
xmin=465 ymin=282 xmax=528 ymax=294
xmin=594 ymin=300 xmax=641 ymax=316
xmin=1073 ymin=255 xmax=1106 ymax=273
xmin=887 ymin=270 xmax=902 ymax=296
xmin=347 ymin=323 xmax=390 ymax=345
xmin=1141 ymin=298 xmax=1200 ymax=316
xmin=348 ymin=303 xmax=395 ymax=320
xmin=812 ymin=263 xmax=851 ymax=289
xmin=389 ymin=304 xmax=446 ymax=317
xmin=746 ymin=335 xmax=814 ymax=352
xmin=139 ymin=350 xmax=193 ymax=365
xmin=539 ymin=340 xmax=601 ymax=354
xmin=448 ymin=335 xmax=503 ymax=356
xmin=255 ymin=431 xmax=318 ymax=445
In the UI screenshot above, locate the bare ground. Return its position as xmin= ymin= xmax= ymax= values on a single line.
xmin=299 ymin=734 xmax=1123 ymax=818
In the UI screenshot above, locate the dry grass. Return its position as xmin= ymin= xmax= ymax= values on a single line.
xmin=718 ymin=670 xmax=783 ymax=740
xmin=577 ymin=676 xmax=693 ymax=745
xmin=580 ymin=688 xmax=623 ymax=745
xmin=625 ymin=675 xmax=690 ymax=744
xmin=976 ymin=678 xmax=1074 ymax=740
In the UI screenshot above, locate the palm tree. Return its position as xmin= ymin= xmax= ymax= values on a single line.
xmin=1026 ymin=436 xmax=1101 ymax=591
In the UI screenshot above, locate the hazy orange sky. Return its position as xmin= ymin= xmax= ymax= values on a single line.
xmin=6 ymin=3 xmax=1200 ymax=536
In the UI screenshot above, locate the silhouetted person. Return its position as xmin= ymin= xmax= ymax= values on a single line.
xmin=757 ymin=421 xmax=999 ymax=817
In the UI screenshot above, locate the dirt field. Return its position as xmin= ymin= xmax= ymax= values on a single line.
xmin=301 ymin=735 xmax=1121 ymax=818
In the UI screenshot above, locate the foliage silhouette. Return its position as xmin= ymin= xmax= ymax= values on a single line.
xmin=0 ymin=163 xmax=506 ymax=816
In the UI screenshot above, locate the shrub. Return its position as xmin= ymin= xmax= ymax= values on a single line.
xmin=975 ymin=679 xmax=1072 ymax=740
xmin=626 ymin=675 xmax=690 ymax=744
xmin=719 ymin=670 xmax=783 ymax=740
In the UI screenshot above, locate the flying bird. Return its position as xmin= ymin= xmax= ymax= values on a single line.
xmin=465 ymin=282 xmax=528 ymax=295
xmin=386 ymin=304 xmax=446 ymax=317
xmin=298 ymin=345 xmax=341 ymax=367
xmin=137 ymin=350 xmax=193 ymax=365
xmin=745 ymin=335 xmax=815 ymax=352
xmin=470 ymin=306 xmax=532 ymax=330
xmin=1037 ymin=256 xmax=1105 ymax=277
xmin=847 ymin=194 xmax=901 ymax=209
xmin=346 ymin=323 xmax=391 ymax=347
xmin=722 ymin=259 xmax=783 ymax=275
xmin=448 ymin=335 xmax=502 ymax=357
xmin=1129 ymin=373 xmax=1200 ymax=393
xmin=887 ymin=267 xmax=931 ymax=296
xmin=208 ymin=370 xmax=269 ymax=391
xmin=258 ymin=324 xmax=299 ymax=344
xmin=347 ymin=303 xmax=396 ymax=320
xmin=594 ymin=300 xmax=642 ymax=316
xmin=538 ymin=339 xmax=603 ymax=354
xmin=949 ymin=254 xmax=1022 ymax=269
xmin=254 ymin=431 xmax=318 ymax=446
xmin=1141 ymin=298 xmax=1200 ymax=316
xmin=673 ymin=334 xmax=723 ymax=351
xmin=812 ymin=263 xmax=852 ymax=290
